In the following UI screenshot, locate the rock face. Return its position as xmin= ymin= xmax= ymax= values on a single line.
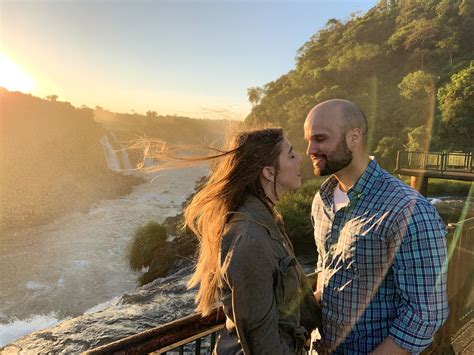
xmin=1 ymin=267 xmax=197 ymax=353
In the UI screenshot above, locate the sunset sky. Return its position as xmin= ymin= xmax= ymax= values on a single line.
xmin=1 ymin=0 xmax=377 ymax=120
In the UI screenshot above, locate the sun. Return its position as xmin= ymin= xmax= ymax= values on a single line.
xmin=0 ymin=53 xmax=35 ymax=93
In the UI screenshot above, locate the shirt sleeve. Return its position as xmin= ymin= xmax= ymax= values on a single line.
xmin=387 ymin=200 xmax=449 ymax=353
xmin=222 ymin=226 xmax=294 ymax=355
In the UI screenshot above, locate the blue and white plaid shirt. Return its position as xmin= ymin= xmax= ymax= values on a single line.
xmin=312 ymin=159 xmax=449 ymax=354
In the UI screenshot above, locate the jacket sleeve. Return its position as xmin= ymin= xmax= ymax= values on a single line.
xmin=387 ymin=201 xmax=449 ymax=353
xmin=221 ymin=224 xmax=295 ymax=355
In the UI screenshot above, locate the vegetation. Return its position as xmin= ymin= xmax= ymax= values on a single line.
xmin=126 ymin=178 xmax=207 ymax=285
xmin=94 ymin=107 xmax=237 ymax=147
xmin=0 ymin=88 xmax=143 ymax=233
xmin=127 ymin=222 xmax=174 ymax=285
xmin=244 ymin=0 xmax=474 ymax=173
xmin=277 ymin=178 xmax=326 ymax=245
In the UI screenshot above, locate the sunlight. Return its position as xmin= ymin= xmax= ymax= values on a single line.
xmin=0 ymin=53 xmax=35 ymax=93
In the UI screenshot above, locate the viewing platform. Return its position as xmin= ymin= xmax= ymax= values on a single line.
xmin=395 ymin=151 xmax=473 ymax=195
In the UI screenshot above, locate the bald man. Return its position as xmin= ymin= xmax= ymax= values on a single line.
xmin=304 ymin=99 xmax=448 ymax=354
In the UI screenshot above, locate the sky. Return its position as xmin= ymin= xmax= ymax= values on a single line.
xmin=1 ymin=0 xmax=378 ymax=120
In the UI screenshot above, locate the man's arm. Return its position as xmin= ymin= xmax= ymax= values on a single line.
xmin=370 ymin=336 xmax=409 ymax=354
xmin=380 ymin=201 xmax=449 ymax=353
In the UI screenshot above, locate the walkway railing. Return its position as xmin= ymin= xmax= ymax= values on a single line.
xmin=396 ymin=151 xmax=473 ymax=173
xmin=86 ymin=273 xmax=316 ymax=354
xmin=84 ymin=308 xmax=226 ymax=354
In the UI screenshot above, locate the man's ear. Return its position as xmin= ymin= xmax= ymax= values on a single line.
xmin=347 ymin=128 xmax=363 ymax=148
xmin=261 ymin=166 xmax=275 ymax=182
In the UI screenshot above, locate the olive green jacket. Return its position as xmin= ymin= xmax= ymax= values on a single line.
xmin=215 ymin=195 xmax=321 ymax=355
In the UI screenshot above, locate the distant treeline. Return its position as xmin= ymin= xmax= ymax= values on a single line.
xmin=0 ymin=89 xmax=230 ymax=233
xmin=246 ymin=0 xmax=473 ymax=172
xmin=94 ymin=107 xmax=236 ymax=147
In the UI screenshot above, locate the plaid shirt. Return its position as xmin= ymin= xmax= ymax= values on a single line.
xmin=311 ymin=159 xmax=449 ymax=354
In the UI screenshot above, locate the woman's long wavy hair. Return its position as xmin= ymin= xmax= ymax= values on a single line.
xmin=184 ymin=128 xmax=284 ymax=315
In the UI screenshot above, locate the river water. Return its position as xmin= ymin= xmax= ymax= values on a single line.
xmin=0 ymin=167 xmax=208 ymax=346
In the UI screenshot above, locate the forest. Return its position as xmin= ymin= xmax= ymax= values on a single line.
xmin=0 ymin=89 xmax=230 ymax=232
xmin=245 ymin=0 xmax=473 ymax=172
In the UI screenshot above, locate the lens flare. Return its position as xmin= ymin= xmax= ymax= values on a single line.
xmin=0 ymin=53 xmax=35 ymax=93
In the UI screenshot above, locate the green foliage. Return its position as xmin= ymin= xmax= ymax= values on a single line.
xmin=277 ymin=178 xmax=326 ymax=245
xmin=427 ymin=179 xmax=473 ymax=196
xmin=245 ymin=0 xmax=473 ymax=159
xmin=127 ymin=222 xmax=168 ymax=271
xmin=0 ymin=88 xmax=143 ymax=233
xmin=374 ymin=136 xmax=404 ymax=171
xmin=398 ymin=70 xmax=436 ymax=100
xmin=437 ymin=62 xmax=474 ymax=149
xmin=127 ymin=221 xmax=175 ymax=285
xmin=406 ymin=125 xmax=430 ymax=151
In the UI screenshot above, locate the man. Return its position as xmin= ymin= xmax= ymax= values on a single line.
xmin=304 ymin=99 xmax=449 ymax=354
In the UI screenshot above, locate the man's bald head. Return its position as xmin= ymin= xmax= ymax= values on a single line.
xmin=307 ymin=99 xmax=368 ymax=144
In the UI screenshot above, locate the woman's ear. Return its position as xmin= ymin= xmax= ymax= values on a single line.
xmin=261 ymin=166 xmax=275 ymax=182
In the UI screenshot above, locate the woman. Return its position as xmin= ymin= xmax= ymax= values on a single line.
xmin=185 ymin=128 xmax=321 ymax=354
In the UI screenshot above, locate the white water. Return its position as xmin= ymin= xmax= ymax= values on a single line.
xmin=0 ymin=167 xmax=207 ymax=347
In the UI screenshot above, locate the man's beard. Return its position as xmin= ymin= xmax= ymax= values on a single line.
xmin=313 ymin=135 xmax=353 ymax=176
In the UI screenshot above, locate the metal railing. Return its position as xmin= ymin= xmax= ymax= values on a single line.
xmin=85 ymin=272 xmax=317 ymax=354
xmin=84 ymin=308 xmax=226 ymax=354
xmin=396 ymin=151 xmax=473 ymax=173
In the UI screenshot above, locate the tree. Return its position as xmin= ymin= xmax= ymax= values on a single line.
xmin=247 ymin=87 xmax=264 ymax=107
xmin=146 ymin=110 xmax=158 ymax=118
xmin=398 ymin=70 xmax=437 ymax=129
xmin=438 ymin=63 xmax=474 ymax=150
xmin=46 ymin=94 xmax=58 ymax=102
xmin=374 ymin=136 xmax=404 ymax=171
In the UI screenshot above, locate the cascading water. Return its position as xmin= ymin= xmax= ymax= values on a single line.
xmin=100 ymin=133 xmax=134 ymax=173
xmin=100 ymin=134 xmax=121 ymax=172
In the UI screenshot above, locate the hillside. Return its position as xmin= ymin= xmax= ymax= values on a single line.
xmin=246 ymin=0 xmax=473 ymax=172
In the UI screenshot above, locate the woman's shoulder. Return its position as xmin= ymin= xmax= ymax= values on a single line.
xmin=222 ymin=215 xmax=271 ymax=251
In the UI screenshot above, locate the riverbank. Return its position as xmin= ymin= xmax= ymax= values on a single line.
xmin=0 ymin=171 xmax=144 ymax=234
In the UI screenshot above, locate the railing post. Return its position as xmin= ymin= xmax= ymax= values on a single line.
xmin=423 ymin=151 xmax=428 ymax=169
xmin=396 ymin=151 xmax=400 ymax=171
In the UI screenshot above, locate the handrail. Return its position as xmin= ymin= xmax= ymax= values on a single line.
xmin=84 ymin=308 xmax=226 ymax=354
xmin=396 ymin=151 xmax=473 ymax=173
xmin=85 ymin=272 xmax=317 ymax=354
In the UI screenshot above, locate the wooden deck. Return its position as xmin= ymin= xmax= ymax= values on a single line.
xmin=395 ymin=151 xmax=474 ymax=182
xmin=396 ymin=168 xmax=474 ymax=181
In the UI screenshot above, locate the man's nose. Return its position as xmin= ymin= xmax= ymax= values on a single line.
xmin=306 ymin=142 xmax=316 ymax=156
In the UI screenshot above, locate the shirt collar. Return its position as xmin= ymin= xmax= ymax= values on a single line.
xmin=319 ymin=159 xmax=380 ymax=208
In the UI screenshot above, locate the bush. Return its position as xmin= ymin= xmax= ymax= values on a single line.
xmin=277 ymin=178 xmax=326 ymax=246
xmin=127 ymin=221 xmax=174 ymax=285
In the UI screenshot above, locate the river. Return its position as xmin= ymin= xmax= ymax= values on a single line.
xmin=0 ymin=167 xmax=208 ymax=347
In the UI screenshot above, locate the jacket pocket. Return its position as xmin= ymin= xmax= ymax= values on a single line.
xmin=275 ymin=255 xmax=300 ymax=311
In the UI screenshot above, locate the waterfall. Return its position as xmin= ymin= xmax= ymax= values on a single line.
xmin=100 ymin=133 xmax=133 ymax=173
xmin=100 ymin=135 xmax=121 ymax=172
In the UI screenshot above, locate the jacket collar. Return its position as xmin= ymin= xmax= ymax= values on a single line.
xmin=227 ymin=194 xmax=284 ymax=240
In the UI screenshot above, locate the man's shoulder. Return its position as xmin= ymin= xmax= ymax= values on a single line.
xmin=374 ymin=167 xmax=431 ymax=208
xmin=375 ymin=168 xmax=443 ymax=228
